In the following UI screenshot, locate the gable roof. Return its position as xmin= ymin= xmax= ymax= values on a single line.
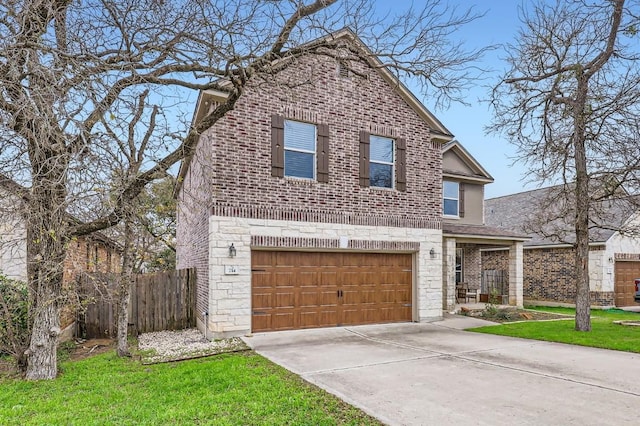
xmin=177 ymin=29 xmax=454 ymax=195
xmin=194 ymin=28 xmax=454 ymax=142
xmin=442 ymin=140 xmax=493 ymax=184
xmin=485 ymin=184 xmax=638 ymax=246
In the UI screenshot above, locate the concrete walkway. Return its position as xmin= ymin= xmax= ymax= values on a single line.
xmin=243 ymin=316 xmax=640 ymax=425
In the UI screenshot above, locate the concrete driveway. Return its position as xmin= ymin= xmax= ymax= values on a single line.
xmin=243 ymin=315 xmax=640 ymax=425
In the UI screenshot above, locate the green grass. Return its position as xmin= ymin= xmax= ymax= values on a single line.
xmin=471 ymin=307 xmax=640 ymax=353
xmin=0 ymin=351 xmax=381 ymax=426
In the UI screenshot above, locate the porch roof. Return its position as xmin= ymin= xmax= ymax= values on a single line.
xmin=443 ymin=223 xmax=529 ymax=244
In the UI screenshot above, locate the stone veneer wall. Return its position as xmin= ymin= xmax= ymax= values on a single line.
xmin=206 ymin=216 xmax=443 ymax=338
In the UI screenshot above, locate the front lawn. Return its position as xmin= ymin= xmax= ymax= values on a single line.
xmin=0 ymin=351 xmax=380 ymax=425
xmin=471 ymin=307 xmax=640 ymax=353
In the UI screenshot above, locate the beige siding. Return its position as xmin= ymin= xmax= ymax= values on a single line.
xmin=442 ymin=182 xmax=484 ymax=226
xmin=443 ymin=150 xmax=473 ymax=175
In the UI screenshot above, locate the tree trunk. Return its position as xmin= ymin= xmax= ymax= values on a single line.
xmin=25 ymin=289 xmax=60 ymax=380
xmin=24 ymin=142 xmax=69 ymax=379
xmin=117 ymin=220 xmax=134 ymax=357
xmin=24 ymin=210 xmax=66 ymax=380
xmin=116 ymin=272 xmax=133 ymax=357
xmin=573 ymin=77 xmax=591 ymax=332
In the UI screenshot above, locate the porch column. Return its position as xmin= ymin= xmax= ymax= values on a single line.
xmin=442 ymin=237 xmax=457 ymax=312
xmin=509 ymin=241 xmax=524 ymax=308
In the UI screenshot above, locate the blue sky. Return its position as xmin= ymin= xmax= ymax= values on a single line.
xmin=378 ymin=0 xmax=535 ymax=198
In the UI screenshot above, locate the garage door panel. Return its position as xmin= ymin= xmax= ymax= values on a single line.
xmin=272 ymin=312 xmax=295 ymax=330
xmin=615 ymin=261 xmax=639 ymax=307
xmin=345 ymin=289 xmax=376 ymax=304
xmin=252 ymin=313 xmax=271 ymax=332
xmin=251 ymin=250 xmax=272 ymax=267
xmin=274 ymin=291 xmax=295 ymax=308
xmin=320 ymin=271 xmax=338 ymax=285
xmin=252 ymin=293 xmax=272 ymax=308
xmin=319 ymin=290 xmax=339 ymax=306
xmin=252 ymin=251 xmax=412 ymax=332
xmin=274 ymin=271 xmax=295 ymax=286
xmin=296 ymin=271 xmax=317 ymax=286
xmin=251 ymin=273 xmax=272 ymax=288
xmin=299 ymin=290 xmax=320 ymax=307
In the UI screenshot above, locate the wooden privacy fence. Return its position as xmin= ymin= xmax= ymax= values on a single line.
xmin=77 ymin=268 xmax=196 ymax=339
xmin=481 ymin=269 xmax=507 ymax=295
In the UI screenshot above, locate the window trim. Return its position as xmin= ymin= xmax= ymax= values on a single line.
xmin=283 ymin=119 xmax=317 ymax=180
xmin=443 ymin=180 xmax=460 ymax=217
xmin=369 ymin=135 xmax=395 ymax=189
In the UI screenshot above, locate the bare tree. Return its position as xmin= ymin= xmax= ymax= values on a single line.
xmin=0 ymin=0 xmax=486 ymax=379
xmin=489 ymin=0 xmax=640 ymax=331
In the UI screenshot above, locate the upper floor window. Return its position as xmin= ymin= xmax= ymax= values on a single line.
xmin=369 ymin=135 xmax=395 ymax=188
xmin=443 ymin=180 xmax=459 ymax=216
xmin=271 ymin=115 xmax=329 ymax=183
xmin=284 ymin=120 xmax=316 ymax=179
xmin=359 ymin=131 xmax=406 ymax=191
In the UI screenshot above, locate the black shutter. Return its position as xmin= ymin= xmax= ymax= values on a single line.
xmin=359 ymin=130 xmax=370 ymax=187
xmin=396 ymin=137 xmax=407 ymax=191
xmin=317 ymin=124 xmax=329 ymax=183
xmin=271 ymin=115 xmax=284 ymax=177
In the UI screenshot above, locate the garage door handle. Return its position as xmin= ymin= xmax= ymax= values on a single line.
xmin=337 ymin=290 xmax=343 ymax=298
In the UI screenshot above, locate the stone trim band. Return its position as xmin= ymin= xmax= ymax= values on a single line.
xmin=251 ymin=235 xmax=420 ymax=251
xmin=211 ymin=203 xmax=441 ymax=230
xmin=615 ymin=253 xmax=640 ymax=261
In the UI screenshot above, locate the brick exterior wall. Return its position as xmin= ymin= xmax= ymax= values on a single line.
xmin=482 ymin=250 xmax=510 ymax=272
xmin=481 ymin=247 xmax=615 ymax=306
xmin=460 ymin=244 xmax=481 ymax=291
xmin=196 ymin=54 xmax=442 ymax=219
xmin=61 ymin=236 xmax=121 ymax=330
xmin=177 ymin=48 xmax=445 ymax=329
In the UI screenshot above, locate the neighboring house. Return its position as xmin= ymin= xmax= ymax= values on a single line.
xmin=485 ymin=185 xmax=640 ymax=307
xmin=0 ymin=175 xmax=122 ymax=338
xmin=440 ymin=141 xmax=528 ymax=310
xmin=175 ymin=30 xmax=525 ymax=338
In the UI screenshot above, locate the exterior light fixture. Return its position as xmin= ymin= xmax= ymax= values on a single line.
xmin=228 ymin=243 xmax=236 ymax=258
xmin=430 ymin=248 xmax=436 ymax=259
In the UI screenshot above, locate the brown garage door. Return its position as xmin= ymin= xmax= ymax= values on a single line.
xmin=614 ymin=261 xmax=640 ymax=307
xmin=251 ymin=251 xmax=412 ymax=332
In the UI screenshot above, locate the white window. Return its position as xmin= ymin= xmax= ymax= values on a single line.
xmin=284 ymin=120 xmax=316 ymax=179
xmin=370 ymin=135 xmax=394 ymax=188
xmin=455 ymin=248 xmax=464 ymax=283
xmin=443 ymin=181 xmax=459 ymax=216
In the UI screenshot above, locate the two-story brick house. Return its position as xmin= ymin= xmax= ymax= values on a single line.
xmin=175 ymin=31 xmax=526 ymax=338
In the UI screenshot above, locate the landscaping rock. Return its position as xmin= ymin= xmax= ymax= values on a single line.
xmin=137 ymin=329 xmax=249 ymax=364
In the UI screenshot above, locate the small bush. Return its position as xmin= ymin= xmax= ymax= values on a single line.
xmin=0 ymin=273 xmax=30 ymax=368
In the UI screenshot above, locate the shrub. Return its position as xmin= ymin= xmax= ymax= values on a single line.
xmin=0 ymin=273 xmax=30 ymax=369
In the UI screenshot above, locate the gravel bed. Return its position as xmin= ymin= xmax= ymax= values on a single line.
xmin=137 ymin=329 xmax=248 ymax=364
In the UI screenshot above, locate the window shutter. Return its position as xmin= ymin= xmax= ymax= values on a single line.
xmin=271 ymin=115 xmax=284 ymax=177
xmin=317 ymin=124 xmax=329 ymax=183
xmin=359 ymin=130 xmax=370 ymax=187
xmin=396 ymin=137 xmax=407 ymax=192
xmin=459 ymin=182 xmax=465 ymax=217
